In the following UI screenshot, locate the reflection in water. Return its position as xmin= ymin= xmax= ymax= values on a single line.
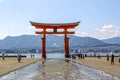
xmin=65 ymin=59 xmax=70 ymax=63
xmin=33 ymin=59 xmax=82 ymax=80
xmin=33 ymin=58 xmax=120 ymax=80
xmin=64 ymin=59 xmax=70 ymax=80
xmin=41 ymin=59 xmax=71 ymax=80
xmin=42 ymin=60 xmax=46 ymax=80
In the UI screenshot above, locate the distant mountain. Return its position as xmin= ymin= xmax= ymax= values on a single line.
xmin=0 ymin=35 xmax=41 ymax=49
xmin=102 ymin=37 xmax=120 ymax=45
xmin=0 ymin=35 xmax=108 ymax=49
xmin=68 ymin=35 xmax=107 ymax=47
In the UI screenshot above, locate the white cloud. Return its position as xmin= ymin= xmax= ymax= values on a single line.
xmin=98 ymin=24 xmax=114 ymax=33
xmin=96 ymin=24 xmax=120 ymax=39
xmin=0 ymin=32 xmax=8 ymax=39
xmin=74 ymin=30 xmax=87 ymax=37
xmin=27 ymin=26 xmax=35 ymax=30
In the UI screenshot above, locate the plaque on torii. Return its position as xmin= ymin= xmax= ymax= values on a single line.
xmin=30 ymin=21 xmax=80 ymax=58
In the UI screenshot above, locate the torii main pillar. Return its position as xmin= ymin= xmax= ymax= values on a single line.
xmin=30 ymin=21 xmax=80 ymax=58
xmin=64 ymin=29 xmax=69 ymax=58
xmin=41 ymin=34 xmax=46 ymax=58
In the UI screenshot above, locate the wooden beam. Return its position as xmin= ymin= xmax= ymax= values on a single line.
xmin=30 ymin=21 xmax=80 ymax=29
xmin=36 ymin=31 xmax=75 ymax=34
xmin=32 ymin=25 xmax=77 ymax=29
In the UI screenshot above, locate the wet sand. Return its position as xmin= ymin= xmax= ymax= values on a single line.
xmin=32 ymin=59 xmax=119 ymax=80
xmin=70 ymin=57 xmax=120 ymax=78
xmin=0 ymin=58 xmax=41 ymax=76
xmin=32 ymin=59 xmax=82 ymax=80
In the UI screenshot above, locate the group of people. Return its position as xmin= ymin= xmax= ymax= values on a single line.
xmin=0 ymin=53 xmax=22 ymax=63
xmin=71 ymin=49 xmax=120 ymax=65
xmin=106 ymin=53 xmax=120 ymax=65
xmin=71 ymin=53 xmax=87 ymax=59
xmin=93 ymin=53 xmax=101 ymax=59
xmin=71 ymin=49 xmax=87 ymax=59
xmin=31 ymin=54 xmax=35 ymax=58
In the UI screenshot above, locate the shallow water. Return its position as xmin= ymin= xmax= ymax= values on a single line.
xmin=0 ymin=62 xmax=41 ymax=80
xmin=0 ymin=58 xmax=120 ymax=80
xmin=32 ymin=59 xmax=82 ymax=80
xmin=33 ymin=59 xmax=120 ymax=80
xmin=71 ymin=62 xmax=120 ymax=80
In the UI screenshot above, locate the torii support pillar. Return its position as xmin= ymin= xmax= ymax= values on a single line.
xmin=41 ymin=35 xmax=46 ymax=58
xmin=64 ymin=35 xmax=70 ymax=58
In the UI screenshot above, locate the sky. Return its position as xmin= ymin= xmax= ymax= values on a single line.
xmin=0 ymin=0 xmax=120 ymax=40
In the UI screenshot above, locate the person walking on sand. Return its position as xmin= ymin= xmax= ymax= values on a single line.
xmin=2 ymin=53 xmax=5 ymax=60
xmin=107 ymin=54 xmax=109 ymax=61
xmin=33 ymin=54 xmax=35 ymax=58
xmin=17 ymin=54 xmax=22 ymax=63
xmin=119 ymin=55 xmax=120 ymax=63
xmin=31 ymin=54 xmax=32 ymax=58
xmin=111 ymin=53 xmax=114 ymax=65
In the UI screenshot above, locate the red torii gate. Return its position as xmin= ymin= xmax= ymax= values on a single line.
xmin=30 ymin=21 xmax=80 ymax=58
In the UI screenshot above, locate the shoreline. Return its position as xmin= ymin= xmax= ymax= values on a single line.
xmin=0 ymin=58 xmax=42 ymax=77
xmin=69 ymin=57 xmax=120 ymax=78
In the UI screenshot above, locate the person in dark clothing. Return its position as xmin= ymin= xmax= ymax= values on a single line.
xmin=98 ymin=53 xmax=101 ymax=59
xmin=33 ymin=54 xmax=35 ymax=58
xmin=82 ymin=54 xmax=85 ymax=59
xmin=85 ymin=54 xmax=87 ymax=57
xmin=72 ymin=54 xmax=76 ymax=59
xmin=111 ymin=54 xmax=114 ymax=65
xmin=94 ymin=53 xmax=96 ymax=58
xmin=17 ymin=54 xmax=22 ymax=63
xmin=31 ymin=54 xmax=32 ymax=58
xmin=119 ymin=55 xmax=120 ymax=63
xmin=106 ymin=54 xmax=109 ymax=61
xmin=2 ymin=53 xmax=5 ymax=60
